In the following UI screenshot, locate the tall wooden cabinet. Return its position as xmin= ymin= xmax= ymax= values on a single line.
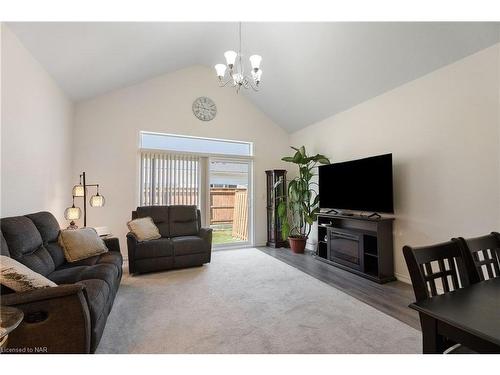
xmin=266 ymin=170 xmax=288 ymax=248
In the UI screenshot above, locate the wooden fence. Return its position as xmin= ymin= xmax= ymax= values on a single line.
xmin=210 ymin=188 xmax=248 ymax=241
xmin=231 ymin=190 xmax=248 ymax=240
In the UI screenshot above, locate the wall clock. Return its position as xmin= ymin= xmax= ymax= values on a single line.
xmin=192 ymin=97 xmax=217 ymax=121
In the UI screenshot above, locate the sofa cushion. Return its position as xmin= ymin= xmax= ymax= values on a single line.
xmin=57 ymin=251 xmax=123 ymax=273
xmin=44 ymin=242 xmax=67 ymax=268
xmin=169 ymin=205 xmax=199 ymax=237
xmin=127 ymin=217 xmax=161 ymax=242
xmin=25 ymin=212 xmax=60 ymax=243
xmin=48 ymin=263 xmax=118 ymax=291
xmin=1 ymin=216 xmax=55 ymax=276
xmin=26 ymin=212 xmax=65 ymax=268
xmin=135 ymin=206 xmax=170 ymax=237
xmin=1 ymin=255 xmax=57 ymax=292
xmin=171 ymin=236 xmax=206 ymax=256
xmin=134 ymin=238 xmax=173 ymax=259
xmin=58 ymin=228 xmax=108 ymax=262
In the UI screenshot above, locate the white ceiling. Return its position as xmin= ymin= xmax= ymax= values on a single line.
xmin=7 ymin=22 xmax=500 ymax=132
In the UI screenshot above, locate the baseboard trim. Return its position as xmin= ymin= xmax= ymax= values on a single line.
xmin=394 ymin=272 xmax=411 ymax=284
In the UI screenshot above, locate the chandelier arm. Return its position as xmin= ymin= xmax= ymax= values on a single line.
xmin=218 ymin=77 xmax=235 ymax=87
xmin=243 ymin=75 xmax=259 ymax=90
xmin=245 ymin=76 xmax=260 ymax=91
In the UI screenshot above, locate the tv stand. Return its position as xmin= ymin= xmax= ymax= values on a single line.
xmin=316 ymin=213 xmax=395 ymax=283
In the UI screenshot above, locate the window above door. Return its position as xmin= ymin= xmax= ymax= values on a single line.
xmin=140 ymin=132 xmax=253 ymax=157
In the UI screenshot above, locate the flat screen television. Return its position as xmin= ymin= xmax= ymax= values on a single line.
xmin=318 ymin=153 xmax=394 ymax=213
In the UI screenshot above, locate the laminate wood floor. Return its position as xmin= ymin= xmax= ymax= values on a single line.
xmin=257 ymin=246 xmax=420 ymax=330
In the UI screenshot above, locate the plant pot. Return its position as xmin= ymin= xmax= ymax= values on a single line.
xmin=288 ymin=236 xmax=307 ymax=254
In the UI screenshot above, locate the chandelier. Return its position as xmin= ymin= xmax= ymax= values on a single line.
xmin=214 ymin=22 xmax=262 ymax=92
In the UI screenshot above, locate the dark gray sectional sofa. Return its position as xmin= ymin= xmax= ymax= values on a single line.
xmin=0 ymin=211 xmax=122 ymax=353
xmin=127 ymin=205 xmax=212 ymax=274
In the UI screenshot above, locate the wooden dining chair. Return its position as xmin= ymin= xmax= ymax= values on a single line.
xmin=455 ymin=232 xmax=500 ymax=283
xmin=403 ymin=240 xmax=473 ymax=353
xmin=403 ymin=240 xmax=472 ymax=302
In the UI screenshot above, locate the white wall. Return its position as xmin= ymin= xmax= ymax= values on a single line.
xmin=73 ymin=65 xmax=290 ymax=250
xmin=1 ymin=24 xmax=74 ymax=223
xmin=290 ymin=44 xmax=500 ymax=282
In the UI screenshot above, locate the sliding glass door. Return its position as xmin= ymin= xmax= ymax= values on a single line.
xmin=139 ymin=132 xmax=254 ymax=248
xmin=208 ymin=158 xmax=251 ymax=248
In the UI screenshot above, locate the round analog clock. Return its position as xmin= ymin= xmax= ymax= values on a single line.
xmin=192 ymin=97 xmax=217 ymax=121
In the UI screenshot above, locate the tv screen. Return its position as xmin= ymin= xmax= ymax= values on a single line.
xmin=318 ymin=153 xmax=394 ymax=213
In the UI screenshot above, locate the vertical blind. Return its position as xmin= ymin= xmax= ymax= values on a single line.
xmin=140 ymin=151 xmax=200 ymax=206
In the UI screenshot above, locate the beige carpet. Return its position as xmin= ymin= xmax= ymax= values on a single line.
xmin=97 ymin=248 xmax=420 ymax=353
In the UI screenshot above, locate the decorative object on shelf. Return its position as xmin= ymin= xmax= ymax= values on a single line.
xmin=214 ymin=22 xmax=262 ymax=92
xmin=0 ymin=306 xmax=24 ymax=349
xmin=265 ymin=170 xmax=288 ymax=248
xmin=276 ymin=146 xmax=330 ymax=253
xmin=65 ymin=172 xmax=105 ymax=228
xmin=192 ymin=96 xmax=217 ymax=121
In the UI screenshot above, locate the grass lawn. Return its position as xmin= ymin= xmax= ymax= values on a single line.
xmin=212 ymin=228 xmax=243 ymax=245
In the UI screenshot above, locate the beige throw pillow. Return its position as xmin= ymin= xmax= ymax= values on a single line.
xmin=0 ymin=255 xmax=57 ymax=292
xmin=59 ymin=227 xmax=108 ymax=262
xmin=127 ymin=217 xmax=161 ymax=242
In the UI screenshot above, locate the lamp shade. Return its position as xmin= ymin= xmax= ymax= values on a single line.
xmin=72 ymin=184 xmax=86 ymax=197
xmin=224 ymin=50 xmax=237 ymax=66
xmin=64 ymin=205 xmax=81 ymax=221
xmin=249 ymin=55 xmax=262 ymax=70
xmin=90 ymin=193 xmax=105 ymax=207
xmin=214 ymin=64 xmax=227 ymax=78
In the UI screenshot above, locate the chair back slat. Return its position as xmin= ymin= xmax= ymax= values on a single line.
xmin=423 ymin=262 xmax=439 ymax=296
xmin=447 ymin=257 xmax=460 ymax=290
xmin=403 ymin=240 xmax=471 ymax=302
xmin=437 ymin=259 xmax=450 ymax=292
xmin=456 ymin=233 xmax=500 ymax=283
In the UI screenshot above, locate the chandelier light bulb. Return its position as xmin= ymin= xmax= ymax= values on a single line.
xmin=224 ymin=50 xmax=237 ymax=67
xmin=249 ymin=55 xmax=262 ymax=71
xmin=214 ymin=64 xmax=227 ymax=78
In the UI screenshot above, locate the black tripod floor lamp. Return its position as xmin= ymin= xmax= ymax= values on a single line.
xmin=65 ymin=172 xmax=105 ymax=229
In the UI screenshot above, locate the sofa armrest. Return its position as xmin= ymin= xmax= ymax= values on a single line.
xmin=1 ymin=284 xmax=91 ymax=353
xmin=126 ymin=232 xmax=139 ymax=273
xmin=103 ymin=237 xmax=120 ymax=253
xmin=126 ymin=232 xmax=138 ymax=242
xmin=199 ymin=227 xmax=213 ymax=242
xmin=199 ymin=227 xmax=213 ymax=250
xmin=1 ymin=284 xmax=84 ymax=305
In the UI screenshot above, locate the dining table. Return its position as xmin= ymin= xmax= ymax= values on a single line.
xmin=410 ymin=277 xmax=500 ymax=354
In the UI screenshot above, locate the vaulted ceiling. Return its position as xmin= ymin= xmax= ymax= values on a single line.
xmin=7 ymin=22 xmax=500 ymax=132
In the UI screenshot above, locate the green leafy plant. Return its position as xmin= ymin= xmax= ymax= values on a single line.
xmin=275 ymin=146 xmax=330 ymax=240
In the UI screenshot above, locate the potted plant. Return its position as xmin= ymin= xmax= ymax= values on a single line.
xmin=275 ymin=146 xmax=330 ymax=253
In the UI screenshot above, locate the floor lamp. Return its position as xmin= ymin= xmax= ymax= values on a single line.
xmin=65 ymin=172 xmax=105 ymax=229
